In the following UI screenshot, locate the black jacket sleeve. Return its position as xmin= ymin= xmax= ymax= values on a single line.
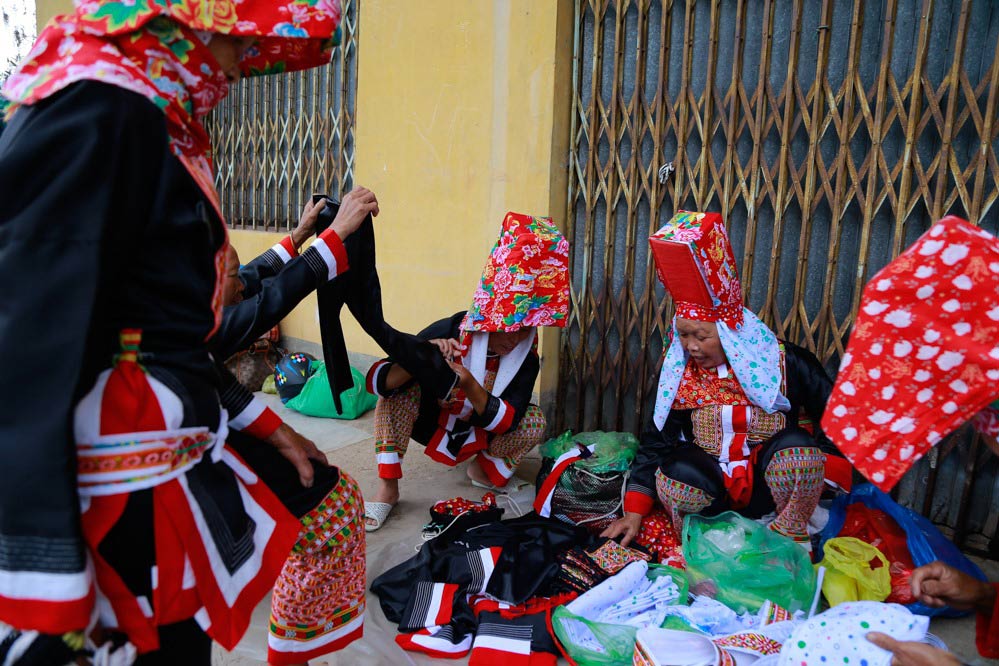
xmin=213 ymin=247 xmax=338 ymax=360
xmin=0 ymin=83 xmax=165 ymax=544
xmin=782 ymin=341 xmax=835 ymax=447
xmin=238 ymin=246 xmax=289 ymax=299
xmin=626 ymin=410 xmax=692 ymax=504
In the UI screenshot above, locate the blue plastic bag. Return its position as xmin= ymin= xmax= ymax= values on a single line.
xmin=817 ymin=483 xmax=986 ymax=618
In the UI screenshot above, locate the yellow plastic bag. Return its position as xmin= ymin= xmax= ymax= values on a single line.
xmin=817 ymin=536 xmax=891 ymax=607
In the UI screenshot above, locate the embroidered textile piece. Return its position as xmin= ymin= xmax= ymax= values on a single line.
xmin=655 ymin=469 xmax=713 ymax=536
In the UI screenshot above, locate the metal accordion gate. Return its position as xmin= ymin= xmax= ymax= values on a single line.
xmin=556 ymin=0 xmax=999 ymax=554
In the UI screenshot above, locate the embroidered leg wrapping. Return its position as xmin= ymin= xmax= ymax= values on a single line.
xmin=374 ymin=383 xmax=422 ymax=479
xmin=655 ymin=469 xmax=714 ymax=536
xmin=764 ymin=446 xmax=824 ymax=543
xmin=481 ymin=405 xmax=546 ymax=484
xmin=267 ymin=473 xmax=366 ymax=665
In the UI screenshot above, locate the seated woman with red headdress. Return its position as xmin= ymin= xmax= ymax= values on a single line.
xmin=602 ymin=212 xmax=851 ymax=550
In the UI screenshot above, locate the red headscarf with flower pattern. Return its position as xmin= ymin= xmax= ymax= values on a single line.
xmin=460 ymin=212 xmax=570 ymax=334
xmin=2 ymin=0 xmax=342 ymax=216
xmin=821 ymin=216 xmax=999 ymax=491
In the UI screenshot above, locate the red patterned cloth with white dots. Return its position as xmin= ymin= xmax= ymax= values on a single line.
xmin=822 ymin=216 xmax=999 ymax=491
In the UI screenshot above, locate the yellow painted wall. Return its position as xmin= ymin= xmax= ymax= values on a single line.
xmin=33 ymin=0 xmax=575 ymax=400
xmin=235 ymin=0 xmax=574 ymax=400
xmin=35 ymin=0 xmax=70 ymax=31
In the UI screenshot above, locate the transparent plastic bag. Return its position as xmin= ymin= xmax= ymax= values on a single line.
xmin=682 ymin=512 xmax=817 ymax=614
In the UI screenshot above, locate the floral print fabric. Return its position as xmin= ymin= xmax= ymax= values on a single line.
xmin=821 ymin=216 xmax=999 ymax=491
xmin=460 ymin=212 xmax=570 ymax=333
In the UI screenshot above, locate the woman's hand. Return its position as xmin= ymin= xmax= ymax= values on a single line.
xmin=447 ymin=358 xmax=488 ymax=414
xmin=266 ymin=423 xmax=329 ymax=488
xmin=291 ymin=198 xmax=325 ymax=249
xmin=429 ymin=338 xmax=464 ymax=361
xmin=865 ymin=633 xmax=960 ymax=666
xmin=330 ymin=186 xmax=379 ymax=241
xmin=600 ymin=511 xmax=643 ymax=547
xmin=910 ymin=561 xmax=996 ymax=614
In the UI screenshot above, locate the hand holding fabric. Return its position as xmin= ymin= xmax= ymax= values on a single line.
xmin=910 ymin=561 xmax=996 ymax=614
xmin=331 ymin=186 xmax=379 ymax=241
xmin=865 ymin=633 xmax=960 ymax=666
xmin=291 ymin=198 xmax=326 ymax=249
xmin=600 ymin=512 xmax=643 ymax=547
xmin=266 ymin=423 xmax=329 ymax=488
xmin=429 ymin=338 xmax=465 ymax=362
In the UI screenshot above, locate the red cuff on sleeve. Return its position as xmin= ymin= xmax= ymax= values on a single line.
xmin=623 ymin=491 xmax=654 ymax=516
xmin=317 ymin=227 xmax=350 ymax=273
xmin=280 ymin=235 xmax=299 ymax=259
xmin=242 ymin=406 xmax=283 ymax=440
xmin=483 ymin=399 xmax=516 ymax=435
xmin=975 ymin=584 xmax=999 ymax=658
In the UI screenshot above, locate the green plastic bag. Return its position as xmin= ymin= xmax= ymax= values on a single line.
xmin=683 ymin=511 xmax=817 ymax=614
xmin=551 ymin=565 xmax=687 ymax=666
xmin=818 ymin=536 xmax=891 ymax=607
xmin=539 ymin=430 xmax=639 ymax=473
xmin=285 ymin=362 xmax=377 ymax=419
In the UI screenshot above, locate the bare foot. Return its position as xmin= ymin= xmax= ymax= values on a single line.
xmin=466 ymin=457 xmax=493 ymax=486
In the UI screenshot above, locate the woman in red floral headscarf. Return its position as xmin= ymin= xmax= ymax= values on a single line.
xmin=0 ymin=2 xmax=372 ymax=664
xmin=362 ymin=212 xmax=570 ymax=531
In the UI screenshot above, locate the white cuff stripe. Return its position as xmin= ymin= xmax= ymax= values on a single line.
xmin=271 ymin=242 xmax=293 ymax=264
xmin=311 ymin=238 xmax=340 ymax=280
xmin=484 ymin=400 xmax=508 ymax=431
xmin=229 ymin=397 xmax=266 ymax=430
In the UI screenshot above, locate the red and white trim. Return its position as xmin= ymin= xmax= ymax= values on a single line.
xmin=229 ymin=396 xmax=283 ymax=440
xmin=267 ymin=612 xmax=364 ymax=665
xmin=376 ymin=451 xmax=402 ymax=479
xmin=533 ymin=445 xmax=595 ymax=518
xmin=476 ymin=451 xmax=515 ymax=488
xmin=483 ymin=399 xmax=515 ymax=434
xmin=366 ymin=360 xmax=391 ymax=397
xmin=272 ymin=235 xmax=299 ymax=263
xmin=396 ymin=626 xmax=473 ymax=659
xmin=0 ymin=571 xmax=94 ymax=635
xmin=312 ymin=228 xmax=350 ymax=281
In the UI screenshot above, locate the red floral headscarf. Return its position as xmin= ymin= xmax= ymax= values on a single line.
xmin=822 ymin=216 xmax=999 ymax=490
xmin=2 ymin=0 xmax=343 ymax=215
xmin=460 ymin=212 xmax=570 ymax=334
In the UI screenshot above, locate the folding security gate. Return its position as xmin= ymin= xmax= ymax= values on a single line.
xmin=556 ymin=0 xmax=999 ymax=553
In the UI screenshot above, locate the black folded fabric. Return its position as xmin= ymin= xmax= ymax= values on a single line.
xmin=371 ymin=513 xmax=594 ymax=623
xmin=313 ymin=198 xmax=457 ymax=411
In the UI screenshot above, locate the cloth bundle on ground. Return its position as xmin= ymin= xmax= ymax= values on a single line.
xmin=371 ymin=513 xmax=594 ymax=661
xmin=817 ymin=483 xmax=987 ymax=618
xmin=535 ymin=431 xmax=639 ymax=531
xmin=822 ymin=216 xmax=999 ymax=490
